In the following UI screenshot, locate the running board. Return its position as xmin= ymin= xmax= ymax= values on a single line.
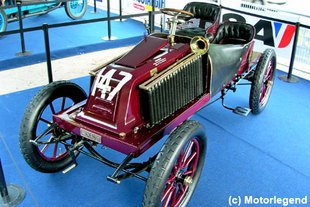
xmin=233 ymin=106 xmax=251 ymax=117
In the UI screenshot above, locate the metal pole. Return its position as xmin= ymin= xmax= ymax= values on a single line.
xmin=0 ymin=159 xmax=9 ymax=203
xmin=151 ymin=0 xmax=155 ymax=32
xmin=279 ymin=22 xmax=300 ymax=83
xmin=93 ymin=0 xmax=97 ymax=13
xmin=0 ymin=158 xmax=25 ymax=206
xmin=151 ymin=0 xmax=155 ymax=11
xmin=43 ymin=23 xmax=53 ymax=83
xmin=16 ymin=0 xmax=31 ymax=56
xmin=160 ymin=16 xmax=163 ymax=33
xmin=119 ymin=0 xmax=122 ymax=22
xmin=17 ymin=1 xmax=25 ymax=53
xmin=287 ymin=22 xmax=300 ymax=80
xmin=148 ymin=11 xmax=152 ymax=34
xmin=107 ymin=0 xmax=111 ymax=40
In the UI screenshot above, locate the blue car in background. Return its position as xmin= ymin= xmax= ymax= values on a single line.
xmin=0 ymin=0 xmax=88 ymax=32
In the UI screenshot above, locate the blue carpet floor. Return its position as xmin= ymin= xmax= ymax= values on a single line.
xmin=0 ymin=6 xmax=146 ymax=71
xmin=0 ymin=71 xmax=309 ymax=207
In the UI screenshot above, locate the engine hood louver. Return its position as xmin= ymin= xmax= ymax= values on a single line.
xmin=139 ymin=53 xmax=204 ymax=127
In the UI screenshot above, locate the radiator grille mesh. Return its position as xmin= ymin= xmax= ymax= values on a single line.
xmin=139 ymin=54 xmax=204 ymax=126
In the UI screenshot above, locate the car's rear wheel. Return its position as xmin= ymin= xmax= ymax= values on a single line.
xmin=0 ymin=8 xmax=7 ymax=33
xmin=250 ymin=49 xmax=276 ymax=114
xmin=19 ymin=81 xmax=87 ymax=173
xmin=143 ymin=120 xmax=206 ymax=207
xmin=65 ymin=0 xmax=87 ymax=20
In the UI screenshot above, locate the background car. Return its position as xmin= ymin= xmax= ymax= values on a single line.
xmin=0 ymin=0 xmax=87 ymax=33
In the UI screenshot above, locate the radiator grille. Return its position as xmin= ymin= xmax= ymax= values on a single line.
xmin=139 ymin=54 xmax=204 ymax=127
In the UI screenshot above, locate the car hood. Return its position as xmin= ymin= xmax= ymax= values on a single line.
xmin=116 ymin=36 xmax=169 ymax=68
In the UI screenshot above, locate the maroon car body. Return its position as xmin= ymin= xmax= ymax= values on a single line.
xmin=53 ymin=16 xmax=257 ymax=157
xmin=54 ymin=35 xmax=206 ymax=156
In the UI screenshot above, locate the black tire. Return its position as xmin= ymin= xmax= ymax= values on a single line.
xmin=143 ymin=120 xmax=207 ymax=207
xmin=250 ymin=49 xmax=276 ymax=114
xmin=64 ymin=0 xmax=87 ymax=20
xmin=19 ymin=81 xmax=87 ymax=173
xmin=0 ymin=8 xmax=7 ymax=33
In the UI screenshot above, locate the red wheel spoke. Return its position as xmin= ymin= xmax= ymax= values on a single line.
xmin=39 ymin=117 xmax=52 ymax=125
xmin=162 ymin=184 xmax=174 ymax=202
xmin=177 ymin=150 xmax=185 ymax=169
xmin=264 ymin=74 xmax=271 ymax=83
xmin=61 ymin=97 xmax=66 ymax=111
xmin=174 ymin=183 xmax=188 ymax=206
xmin=183 ymin=152 xmax=197 ymax=168
xmin=162 ymin=185 xmax=176 ymax=207
xmin=179 ymin=182 xmax=185 ymax=193
xmin=267 ymin=61 xmax=272 ymax=74
xmin=181 ymin=141 xmax=194 ymax=167
xmin=49 ymin=103 xmax=56 ymax=114
xmin=173 ymin=165 xmax=179 ymax=175
xmin=260 ymin=85 xmax=267 ymax=102
xmin=52 ymin=142 xmax=58 ymax=158
xmin=264 ymin=70 xmax=270 ymax=81
xmin=259 ymin=59 xmax=273 ymax=106
xmin=264 ymin=61 xmax=273 ymax=82
xmin=183 ymin=170 xmax=193 ymax=176
xmin=170 ymin=186 xmax=177 ymax=207
xmin=167 ymin=174 xmax=176 ymax=184
xmin=189 ymin=139 xmax=200 ymax=174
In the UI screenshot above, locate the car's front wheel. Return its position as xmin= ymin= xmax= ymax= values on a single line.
xmin=19 ymin=81 xmax=87 ymax=173
xmin=143 ymin=120 xmax=207 ymax=207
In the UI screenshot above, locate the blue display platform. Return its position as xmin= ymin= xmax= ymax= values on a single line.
xmin=0 ymin=4 xmax=309 ymax=206
xmin=0 ymin=71 xmax=309 ymax=207
xmin=0 ymin=6 xmax=146 ymax=71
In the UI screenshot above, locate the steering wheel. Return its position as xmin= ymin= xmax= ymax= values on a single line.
xmin=161 ymin=8 xmax=194 ymax=44
xmin=160 ymin=8 xmax=194 ymax=19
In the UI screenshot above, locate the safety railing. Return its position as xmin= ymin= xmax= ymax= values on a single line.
xmin=0 ymin=0 xmax=161 ymax=83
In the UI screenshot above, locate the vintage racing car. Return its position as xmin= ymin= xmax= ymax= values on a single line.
xmin=0 ymin=0 xmax=87 ymax=32
xmin=19 ymin=2 xmax=276 ymax=206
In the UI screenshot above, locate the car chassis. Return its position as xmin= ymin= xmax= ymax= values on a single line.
xmin=19 ymin=3 xmax=276 ymax=206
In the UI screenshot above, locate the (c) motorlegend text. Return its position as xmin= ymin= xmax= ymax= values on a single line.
xmin=228 ymin=195 xmax=308 ymax=206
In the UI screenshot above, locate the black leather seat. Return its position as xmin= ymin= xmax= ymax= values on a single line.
xmin=176 ymin=2 xmax=220 ymax=37
xmin=212 ymin=21 xmax=255 ymax=44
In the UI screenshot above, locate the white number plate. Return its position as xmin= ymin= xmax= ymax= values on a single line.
xmin=80 ymin=128 xmax=101 ymax=143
